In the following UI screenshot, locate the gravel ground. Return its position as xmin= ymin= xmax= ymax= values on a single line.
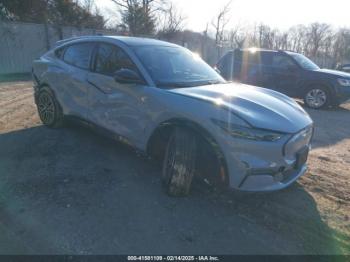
xmin=0 ymin=81 xmax=349 ymax=254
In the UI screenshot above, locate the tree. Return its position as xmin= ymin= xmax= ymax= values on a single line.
xmin=0 ymin=2 xmax=14 ymax=21
xmin=307 ymin=23 xmax=331 ymax=57
xmin=0 ymin=0 xmax=106 ymax=30
xmin=159 ymin=3 xmax=185 ymax=35
xmin=211 ymin=0 xmax=232 ymax=59
xmin=111 ymin=0 xmax=164 ymax=36
xmin=226 ymin=24 xmax=248 ymax=49
xmin=288 ymin=25 xmax=307 ymax=53
xmin=332 ymin=28 xmax=350 ymax=65
xmin=0 ymin=0 xmax=48 ymax=23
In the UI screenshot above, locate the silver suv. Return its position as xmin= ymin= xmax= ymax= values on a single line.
xmin=32 ymin=36 xmax=313 ymax=196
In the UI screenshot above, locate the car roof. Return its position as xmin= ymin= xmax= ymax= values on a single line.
xmin=233 ymin=48 xmax=298 ymax=55
xmin=240 ymin=48 xmax=277 ymax=52
xmin=55 ymin=35 xmax=179 ymax=48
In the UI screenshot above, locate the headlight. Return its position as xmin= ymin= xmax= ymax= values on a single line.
xmin=212 ymin=119 xmax=285 ymax=141
xmin=337 ymin=78 xmax=350 ymax=86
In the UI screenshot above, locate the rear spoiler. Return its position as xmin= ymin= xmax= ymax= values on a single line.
xmin=54 ymin=37 xmax=85 ymax=48
xmin=54 ymin=34 xmax=103 ymax=48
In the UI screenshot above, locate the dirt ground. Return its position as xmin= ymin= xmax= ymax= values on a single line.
xmin=0 ymin=81 xmax=349 ymax=254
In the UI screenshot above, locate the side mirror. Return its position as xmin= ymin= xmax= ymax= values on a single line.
xmin=114 ymin=68 xmax=144 ymax=84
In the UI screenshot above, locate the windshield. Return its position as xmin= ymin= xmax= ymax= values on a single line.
xmin=288 ymin=52 xmax=320 ymax=70
xmin=134 ymin=46 xmax=225 ymax=87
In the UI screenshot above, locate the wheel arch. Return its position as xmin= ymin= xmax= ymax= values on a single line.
xmin=36 ymin=80 xmax=65 ymax=106
xmin=301 ymin=80 xmax=337 ymax=106
xmin=35 ymin=83 xmax=65 ymax=119
xmin=301 ymin=80 xmax=335 ymax=97
xmin=146 ymin=117 xmax=229 ymax=186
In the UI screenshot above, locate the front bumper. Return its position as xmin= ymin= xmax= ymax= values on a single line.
xmin=239 ymin=163 xmax=308 ymax=192
xmin=335 ymin=85 xmax=350 ymax=104
xmin=215 ymin=125 xmax=312 ymax=192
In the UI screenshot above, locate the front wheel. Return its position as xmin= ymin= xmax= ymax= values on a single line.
xmin=303 ymin=86 xmax=330 ymax=109
xmin=162 ymin=127 xmax=197 ymax=197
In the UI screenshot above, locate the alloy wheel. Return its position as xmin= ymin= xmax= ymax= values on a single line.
xmin=305 ymin=88 xmax=327 ymax=109
xmin=38 ymin=92 xmax=55 ymax=125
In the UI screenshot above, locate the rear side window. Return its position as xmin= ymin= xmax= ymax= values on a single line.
xmin=260 ymin=53 xmax=273 ymax=66
xmin=63 ymin=43 xmax=95 ymax=70
xmin=55 ymin=47 xmax=65 ymax=59
xmin=240 ymin=51 xmax=271 ymax=66
xmin=272 ymin=54 xmax=296 ymax=70
xmin=95 ymin=43 xmax=136 ymax=75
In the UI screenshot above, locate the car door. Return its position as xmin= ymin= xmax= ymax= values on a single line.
xmin=57 ymin=42 xmax=95 ymax=119
xmin=267 ymin=53 xmax=301 ymax=96
xmin=86 ymin=42 xmax=149 ymax=147
xmin=239 ymin=52 xmax=266 ymax=86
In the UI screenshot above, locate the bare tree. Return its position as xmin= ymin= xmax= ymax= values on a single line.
xmin=332 ymin=28 xmax=350 ymax=65
xmin=227 ymin=26 xmax=239 ymax=48
xmin=256 ymin=23 xmax=277 ymax=49
xmin=211 ymin=0 xmax=232 ymax=59
xmin=307 ymin=22 xmax=331 ymax=57
xmin=159 ymin=3 xmax=186 ymax=36
xmin=288 ymin=25 xmax=307 ymax=53
xmin=225 ymin=24 xmax=248 ymax=49
xmin=82 ymin=0 xmax=94 ymax=13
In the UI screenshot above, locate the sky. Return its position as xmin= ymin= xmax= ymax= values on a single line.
xmin=97 ymin=0 xmax=350 ymax=32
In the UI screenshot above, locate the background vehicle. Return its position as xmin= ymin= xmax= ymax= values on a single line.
xmin=32 ymin=36 xmax=313 ymax=196
xmin=216 ymin=49 xmax=350 ymax=109
xmin=336 ymin=63 xmax=350 ymax=73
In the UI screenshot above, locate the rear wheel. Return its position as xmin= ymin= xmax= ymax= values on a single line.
xmin=162 ymin=127 xmax=197 ymax=197
xmin=303 ymin=86 xmax=330 ymax=109
xmin=36 ymin=88 xmax=64 ymax=128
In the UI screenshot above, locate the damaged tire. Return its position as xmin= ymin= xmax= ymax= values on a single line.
xmin=162 ymin=127 xmax=197 ymax=197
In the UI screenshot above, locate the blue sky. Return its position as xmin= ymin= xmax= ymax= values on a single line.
xmin=97 ymin=0 xmax=350 ymax=31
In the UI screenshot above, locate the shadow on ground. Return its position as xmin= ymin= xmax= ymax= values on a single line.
xmin=297 ymin=102 xmax=350 ymax=149
xmin=0 ymin=124 xmax=346 ymax=254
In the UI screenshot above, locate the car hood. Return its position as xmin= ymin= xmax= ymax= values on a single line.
xmin=167 ymin=83 xmax=312 ymax=133
xmin=313 ymin=68 xmax=350 ymax=79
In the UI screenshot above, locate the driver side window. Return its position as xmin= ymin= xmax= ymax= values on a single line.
xmin=95 ymin=43 xmax=137 ymax=75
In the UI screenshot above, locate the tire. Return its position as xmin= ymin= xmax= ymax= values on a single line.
xmin=303 ymin=86 xmax=331 ymax=109
xmin=36 ymin=87 xmax=64 ymax=128
xmin=162 ymin=127 xmax=197 ymax=197
xmin=196 ymin=138 xmax=228 ymax=192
